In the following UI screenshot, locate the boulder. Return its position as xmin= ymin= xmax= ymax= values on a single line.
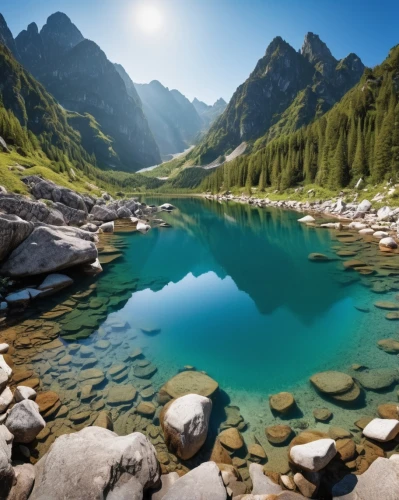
xmin=266 ymin=425 xmax=293 ymax=445
xmin=5 ymin=400 xmax=45 ymax=443
xmin=219 ymin=427 xmax=244 ymax=451
xmin=0 ymin=195 xmax=65 ymax=226
xmin=0 ymin=214 xmax=34 ymax=262
xmin=5 ymin=289 xmax=40 ymax=306
xmin=0 ymin=226 xmax=97 ymax=277
xmin=379 ymin=237 xmax=398 ymax=249
xmin=100 ymin=221 xmax=114 ymax=233
xmin=7 ymin=463 xmax=35 ymax=500
xmin=161 ymin=371 xmax=219 ymax=399
xmin=30 ymin=428 xmax=160 ymax=500
xmin=28 ymin=178 xmax=87 ymax=212
xmin=150 ymin=472 xmax=180 ymax=500
xmin=53 ymin=202 xmax=87 ymax=225
xmin=298 ymin=215 xmax=315 ymax=223
xmin=0 ymin=345 xmax=8 ymax=354
xmin=80 ymin=223 xmax=98 ymax=233
xmin=117 ymin=206 xmax=133 ymax=218
xmin=363 ymin=418 xmax=399 ymax=442
xmin=137 ymin=221 xmax=151 ymax=234
xmin=289 ymin=438 xmax=336 ymax=472
xmin=293 ymin=472 xmax=318 ymax=498
xmin=0 ymin=387 xmax=13 ymax=413
xmin=313 ymin=408 xmax=332 ymax=422
xmin=310 ymin=371 xmax=354 ymax=394
xmin=38 ymin=273 xmax=73 ymax=293
xmin=162 ymin=461 xmax=227 ymax=500
xmin=249 ymin=463 xmax=282 ymax=495
xmin=161 ymin=394 xmax=212 ymax=460
xmin=356 ymin=369 xmax=397 ymax=391
xmin=0 ymin=357 xmax=12 ymax=378
xmin=373 ymin=230 xmax=389 ymax=239
xmin=269 ymin=392 xmax=295 ymax=413
xmin=357 ymin=199 xmax=372 ymax=212
xmin=332 ymin=457 xmax=399 ymax=499
xmin=377 ymin=206 xmax=392 ymax=221
xmin=160 ymin=203 xmax=176 ymax=211
xmin=90 ymin=205 xmax=118 ymax=222
xmin=0 ymin=425 xmax=14 ymax=497
xmin=14 ymin=386 xmax=36 ymax=402
xmin=0 ymin=368 xmax=8 ymax=393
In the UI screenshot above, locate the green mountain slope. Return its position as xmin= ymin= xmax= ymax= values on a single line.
xmin=191 ymin=33 xmax=364 ymax=166
xmin=201 ymin=44 xmax=399 ymax=193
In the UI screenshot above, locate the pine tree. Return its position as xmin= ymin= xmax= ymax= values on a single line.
xmin=352 ymin=119 xmax=366 ymax=180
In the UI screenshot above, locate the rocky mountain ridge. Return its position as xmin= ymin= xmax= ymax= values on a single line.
xmin=192 ymin=32 xmax=365 ymax=165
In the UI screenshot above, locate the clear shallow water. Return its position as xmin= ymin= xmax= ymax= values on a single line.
xmin=8 ymin=197 xmax=399 ymax=470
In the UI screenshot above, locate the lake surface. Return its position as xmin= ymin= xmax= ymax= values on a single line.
xmin=7 ymin=197 xmax=399 ymax=471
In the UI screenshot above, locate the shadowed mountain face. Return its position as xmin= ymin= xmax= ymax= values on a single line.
xmin=13 ymin=12 xmax=161 ymax=172
xmin=192 ymin=33 xmax=364 ymax=165
xmin=134 ymin=80 xmax=203 ymax=157
xmin=0 ymin=13 xmax=18 ymax=57
xmin=192 ymin=97 xmax=227 ymax=130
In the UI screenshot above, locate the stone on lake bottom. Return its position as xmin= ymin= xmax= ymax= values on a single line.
xmin=269 ymin=392 xmax=295 ymax=413
xmin=219 ymin=427 xmax=244 ymax=451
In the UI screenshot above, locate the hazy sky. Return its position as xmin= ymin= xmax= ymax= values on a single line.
xmin=2 ymin=0 xmax=399 ymax=104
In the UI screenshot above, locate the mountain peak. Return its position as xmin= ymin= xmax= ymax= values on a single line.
xmin=214 ymin=98 xmax=227 ymax=106
xmin=27 ymin=22 xmax=39 ymax=34
xmin=0 ymin=13 xmax=18 ymax=56
xmin=40 ymin=11 xmax=84 ymax=63
xmin=265 ymin=36 xmax=290 ymax=56
xmin=301 ymin=32 xmax=335 ymax=65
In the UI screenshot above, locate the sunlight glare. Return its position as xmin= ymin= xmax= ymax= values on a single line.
xmin=136 ymin=4 xmax=162 ymax=34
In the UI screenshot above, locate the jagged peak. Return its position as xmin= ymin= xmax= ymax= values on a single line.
xmin=301 ymin=32 xmax=335 ymax=65
xmin=40 ymin=11 xmax=84 ymax=50
xmin=265 ymin=36 xmax=291 ymax=56
xmin=27 ymin=22 xmax=39 ymax=34
xmin=45 ymin=11 xmax=74 ymax=27
xmin=214 ymin=98 xmax=227 ymax=106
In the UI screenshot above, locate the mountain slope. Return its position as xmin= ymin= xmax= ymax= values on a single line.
xmin=135 ymin=80 xmax=202 ymax=157
xmin=14 ymin=12 xmax=161 ymax=172
xmin=192 ymin=97 xmax=227 ymax=129
xmin=201 ymin=44 xmax=399 ymax=192
xmin=192 ymin=33 xmax=364 ymax=165
xmin=0 ymin=13 xmax=18 ymax=57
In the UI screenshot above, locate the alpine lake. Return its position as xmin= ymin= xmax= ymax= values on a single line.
xmin=2 ymin=197 xmax=399 ymax=480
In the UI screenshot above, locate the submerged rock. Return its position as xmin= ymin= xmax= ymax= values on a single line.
xmin=269 ymin=392 xmax=296 ymax=413
xmin=219 ymin=427 xmax=244 ymax=451
xmin=161 ymin=394 xmax=212 ymax=460
xmin=161 ymin=371 xmax=219 ymax=399
xmin=266 ymin=425 xmax=293 ymax=445
xmin=310 ymin=371 xmax=354 ymax=395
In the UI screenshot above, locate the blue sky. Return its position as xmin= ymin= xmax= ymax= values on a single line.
xmin=2 ymin=0 xmax=399 ymax=104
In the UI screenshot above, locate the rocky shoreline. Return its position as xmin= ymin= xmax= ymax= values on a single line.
xmin=1 ymin=182 xmax=399 ymax=499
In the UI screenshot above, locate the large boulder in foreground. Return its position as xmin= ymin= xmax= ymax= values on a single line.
xmin=332 ymin=457 xmax=399 ymax=499
xmin=30 ymin=427 xmax=160 ymax=500
xmin=161 ymin=371 xmax=219 ymax=400
xmin=0 ymin=196 xmax=65 ymax=226
xmin=0 ymin=226 xmax=97 ymax=277
xmin=161 ymin=394 xmax=212 ymax=460
xmin=90 ymin=205 xmax=118 ymax=222
xmin=162 ymin=461 xmax=227 ymax=500
xmin=0 ymin=425 xmax=14 ymax=497
xmin=0 ymin=214 xmax=34 ymax=261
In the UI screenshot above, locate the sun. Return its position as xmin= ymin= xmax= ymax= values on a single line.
xmin=136 ymin=4 xmax=162 ymax=34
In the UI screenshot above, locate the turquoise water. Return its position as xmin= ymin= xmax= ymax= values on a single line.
xmin=21 ymin=196 xmax=399 ymax=467
xmin=100 ymin=197 xmax=372 ymax=392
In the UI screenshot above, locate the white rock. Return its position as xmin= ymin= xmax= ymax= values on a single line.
xmin=0 ymin=356 xmax=12 ymax=378
xmin=359 ymin=228 xmax=374 ymax=235
xmin=0 ymin=344 xmax=8 ymax=354
xmin=363 ymin=418 xmax=399 ymax=442
xmin=0 ymin=424 xmax=14 ymax=495
xmin=373 ymin=230 xmax=389 ymax=239
xmin=160 ymin=203 xmax=176 ymax=211
xmin=14 ymin=386 xmax=36 ymax=402
xmin=249 ymin=463 xmax=282 ymax=495
xmin=137 ymin=221 xmax=151 ymax=234
xmin=349 ymin=222 xmax=367 ymax=230
xmin=290 ymin=438 xmax=336 ymax=472
xmin=150 ymin=472 xmax=180 ymax=500
xmin=332 ymin=457 xmax=399 ymax=499
xmin=377 ymin=206 xmax=392 ymax=221
xmin=389 ymin=454 xmax=399 ymax=462
xmin=162 ymin=462 xmax=227 ymax=500
xmin=162 ymin=394 xmax=212 ymax=460
xmin=8 ymin=463 xmax=35 ymax=500
xmin=100 ymin=221 xmax=114 ymax=233
xmin=379 ymin=237 xmax=398 ymax=249
xmin=38 ymin=274 xmax=73 ymax=292
xmin=298 ymin=215 xmax=315 ymax=223
xmin=0 ymin=387 xmax=13 ymax=413
xmin=5 ymin=400 xmax=45 ymax=443
xmin=357 ymin=199 xmax=372 ymax=212
xmin=0 ymin=368 xmax=8 ymax=393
